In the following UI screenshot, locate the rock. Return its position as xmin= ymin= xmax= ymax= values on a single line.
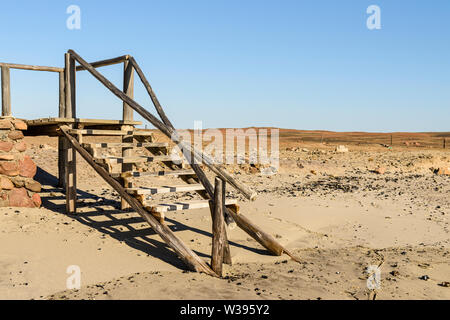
xmin=19 ymin=156 xmax=37 ymax=178
xmin=249 ymin=166 xmax=259 ymax=174
xmin=12 ymin=120 xmax=27 ymax=130
xmin=434 ymin=167 xmax=450 ymax=176
xmin=335 ymin=145 xmax=348 ymax=153
xmin=374 ymin=167 xmax=386 ymax=175
xmin=39 ymin=144 xmax=51 ymax=150
xmin=0 ymin=161 xmax=19 ymax=176
xmin=419 ymin=275 xmax=429 ymax=281
xmin=438 ymin=281 xmax=450 ymax=287
xmin=31 ymin=193 xmax=42 ymax=208
xmin=14 ymin=141 xmax=27 ymax=152
xmin=0 ymin=154 xmax=14 ymax=161
xmin=10 ymin=176 xmax=25 ymax=187
xmin=8 ymin=130 xmax=24 ymax=140
xmin=0 ymin=177 xmax=14 ymax=190
xmin=0 ymin=141 xmax=13 ymax=152
xmin=25 ymin=180 xmax=41 ymax=192
xmin=301 ymin=148 xmax=309 ymax=152
xmin=0 ymin=119 xmax=13 ymax=129
xmin=9 ymin=187 xmax=35 ymax=208
xmin=261 ymin=166 xmax=278 ymax=175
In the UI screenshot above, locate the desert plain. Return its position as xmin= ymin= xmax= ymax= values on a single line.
xmin=0 ymin=129 xmax=449 ymax=300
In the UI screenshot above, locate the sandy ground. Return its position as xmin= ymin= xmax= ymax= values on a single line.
xmin=0 ymin=134 xmax=449 ymax=300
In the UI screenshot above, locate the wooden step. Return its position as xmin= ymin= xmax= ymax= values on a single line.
xmin=82 ymin=142 xmax=168 ymax=149
xmin=94 ymin=155 xmax=181 ymax=164
xmin=126 ymin=184 xmax=205 ymax=195
xmin=133 ymin=130 xmax=155 ymax=137
xmin=69 ymin=129 xmax=154 ymax=136
xmin=145 ymin=199 xmax=238 ymax=213
xmin=121 ymin=169 xmax=195 ymax=178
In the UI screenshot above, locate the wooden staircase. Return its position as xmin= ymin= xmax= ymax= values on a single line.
xmin=51 ymin=50 xmax=296 ymax=275
xmin=70 ymin=127 xmax=238 ymax=224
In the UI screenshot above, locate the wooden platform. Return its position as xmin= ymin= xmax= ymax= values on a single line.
xmin=24 ymin=118 xmax=143 ymax=136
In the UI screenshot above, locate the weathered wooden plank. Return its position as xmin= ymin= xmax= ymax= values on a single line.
xmin=1 ymin=66 xmax=11 ymax=117
xmin=126 ymin=184 xmax=205 ymax=195
xmin=68 ymin=129 xmax=153 ymax=136
xmin=75 ymin=55 xmax=129 ymax=71
xmin=26 ymin=118 xmax=142 ymax=126
xmin=120 ymin=169 xmax=195 ymax=178
xmin=94 ymin=155 xmax=181 ymax=164
xmin=0 ymin=62 xmax=63 ymax=73
xmin=58 ymin=125 xmax=217 ymax=276
xmin=82 ymin=142 xmax=167 ymax=149
xmin=144 ymin=199 xmax=238 ymax=213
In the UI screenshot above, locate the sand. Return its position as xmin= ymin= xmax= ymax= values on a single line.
xmin=0 ymin=133 xmax=449 ymax=300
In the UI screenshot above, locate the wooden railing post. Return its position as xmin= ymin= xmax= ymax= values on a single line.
xmin=64 ymin=53 xmax=77 ymax=214
xmin=211 ymin=177 xmax=227 ymax=276
xmin=120 ymin=59 xmax=134 ymax=210
xmin=1 ymin=66 xmax=11 ymax=117
xmin=58 ymin=70 xmax=66 ymax=188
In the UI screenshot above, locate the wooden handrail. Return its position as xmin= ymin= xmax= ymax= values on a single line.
xmin=0 ymin=62 xmax=63 ymax=73
xmin=75 ymin=55 xmax=129 ymax=71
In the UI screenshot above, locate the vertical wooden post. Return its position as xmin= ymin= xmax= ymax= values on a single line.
xmin=221 ymin=179 xmax=233 ymax=265
xmin=58 ymin=71 xmax=66 ymax=188
xmin=208 ymin=181 xmax=232 ymax=266
xmin=390 ymin=135 xmax=393 ymax=146
xmin=121 ymin=60 xmax=134 ymax=210
xmin=211 ymin=177 xmax=225 ymax=276
xmin=64 ymin=53 xmax=77 ymax=214
xmin=1 ymin=66 xmax=11 ymax=117
xmin=444 ymin=138 xmax=446 ymax=149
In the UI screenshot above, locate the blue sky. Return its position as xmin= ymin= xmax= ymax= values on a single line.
xmin=0 ymin=0 xmax=449 ymax=132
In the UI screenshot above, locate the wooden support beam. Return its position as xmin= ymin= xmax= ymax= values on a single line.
xmin=64 ymin=54 xmax=77 ymax=214
xmin=75 ymin=55 xmax=129 ymax=71
xmin=220 ymin=179 xmax=233 ymax=265
xmin=211 ymin=178 xmax=225 ymax=276
xmin=59 ymin=71 xmax=66 ymax=117
xmin=1 ymin=66 xmax=11 ymax=117
xmin=58 ymin=71 xmax=66 ymax=188
xmin=58 ymin=125 xmax=217 ymax=276
xmin=121 ymin=60 xmax=134 ymax=210
xmin=0 ymin=62 xmax=63 ymax=73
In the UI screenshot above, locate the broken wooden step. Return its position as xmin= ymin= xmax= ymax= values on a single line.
xmin=82 ymin=142 xmax=168 ymax=148
xmin=126 ymin=184 xmax=205 ymax=195
xmin=69 ymin=129 xmax=154 ymax=137
xmin=94 ymin=155 xmax=181 ymax=164
xmin=121 ymin=169 xmax=195 ymax=178
xmin=145 ymin=199 xmax=238 ymax=213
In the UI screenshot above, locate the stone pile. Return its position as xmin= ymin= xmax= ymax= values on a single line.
xmin=0 ymin=117 xmax=41 ymax=208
